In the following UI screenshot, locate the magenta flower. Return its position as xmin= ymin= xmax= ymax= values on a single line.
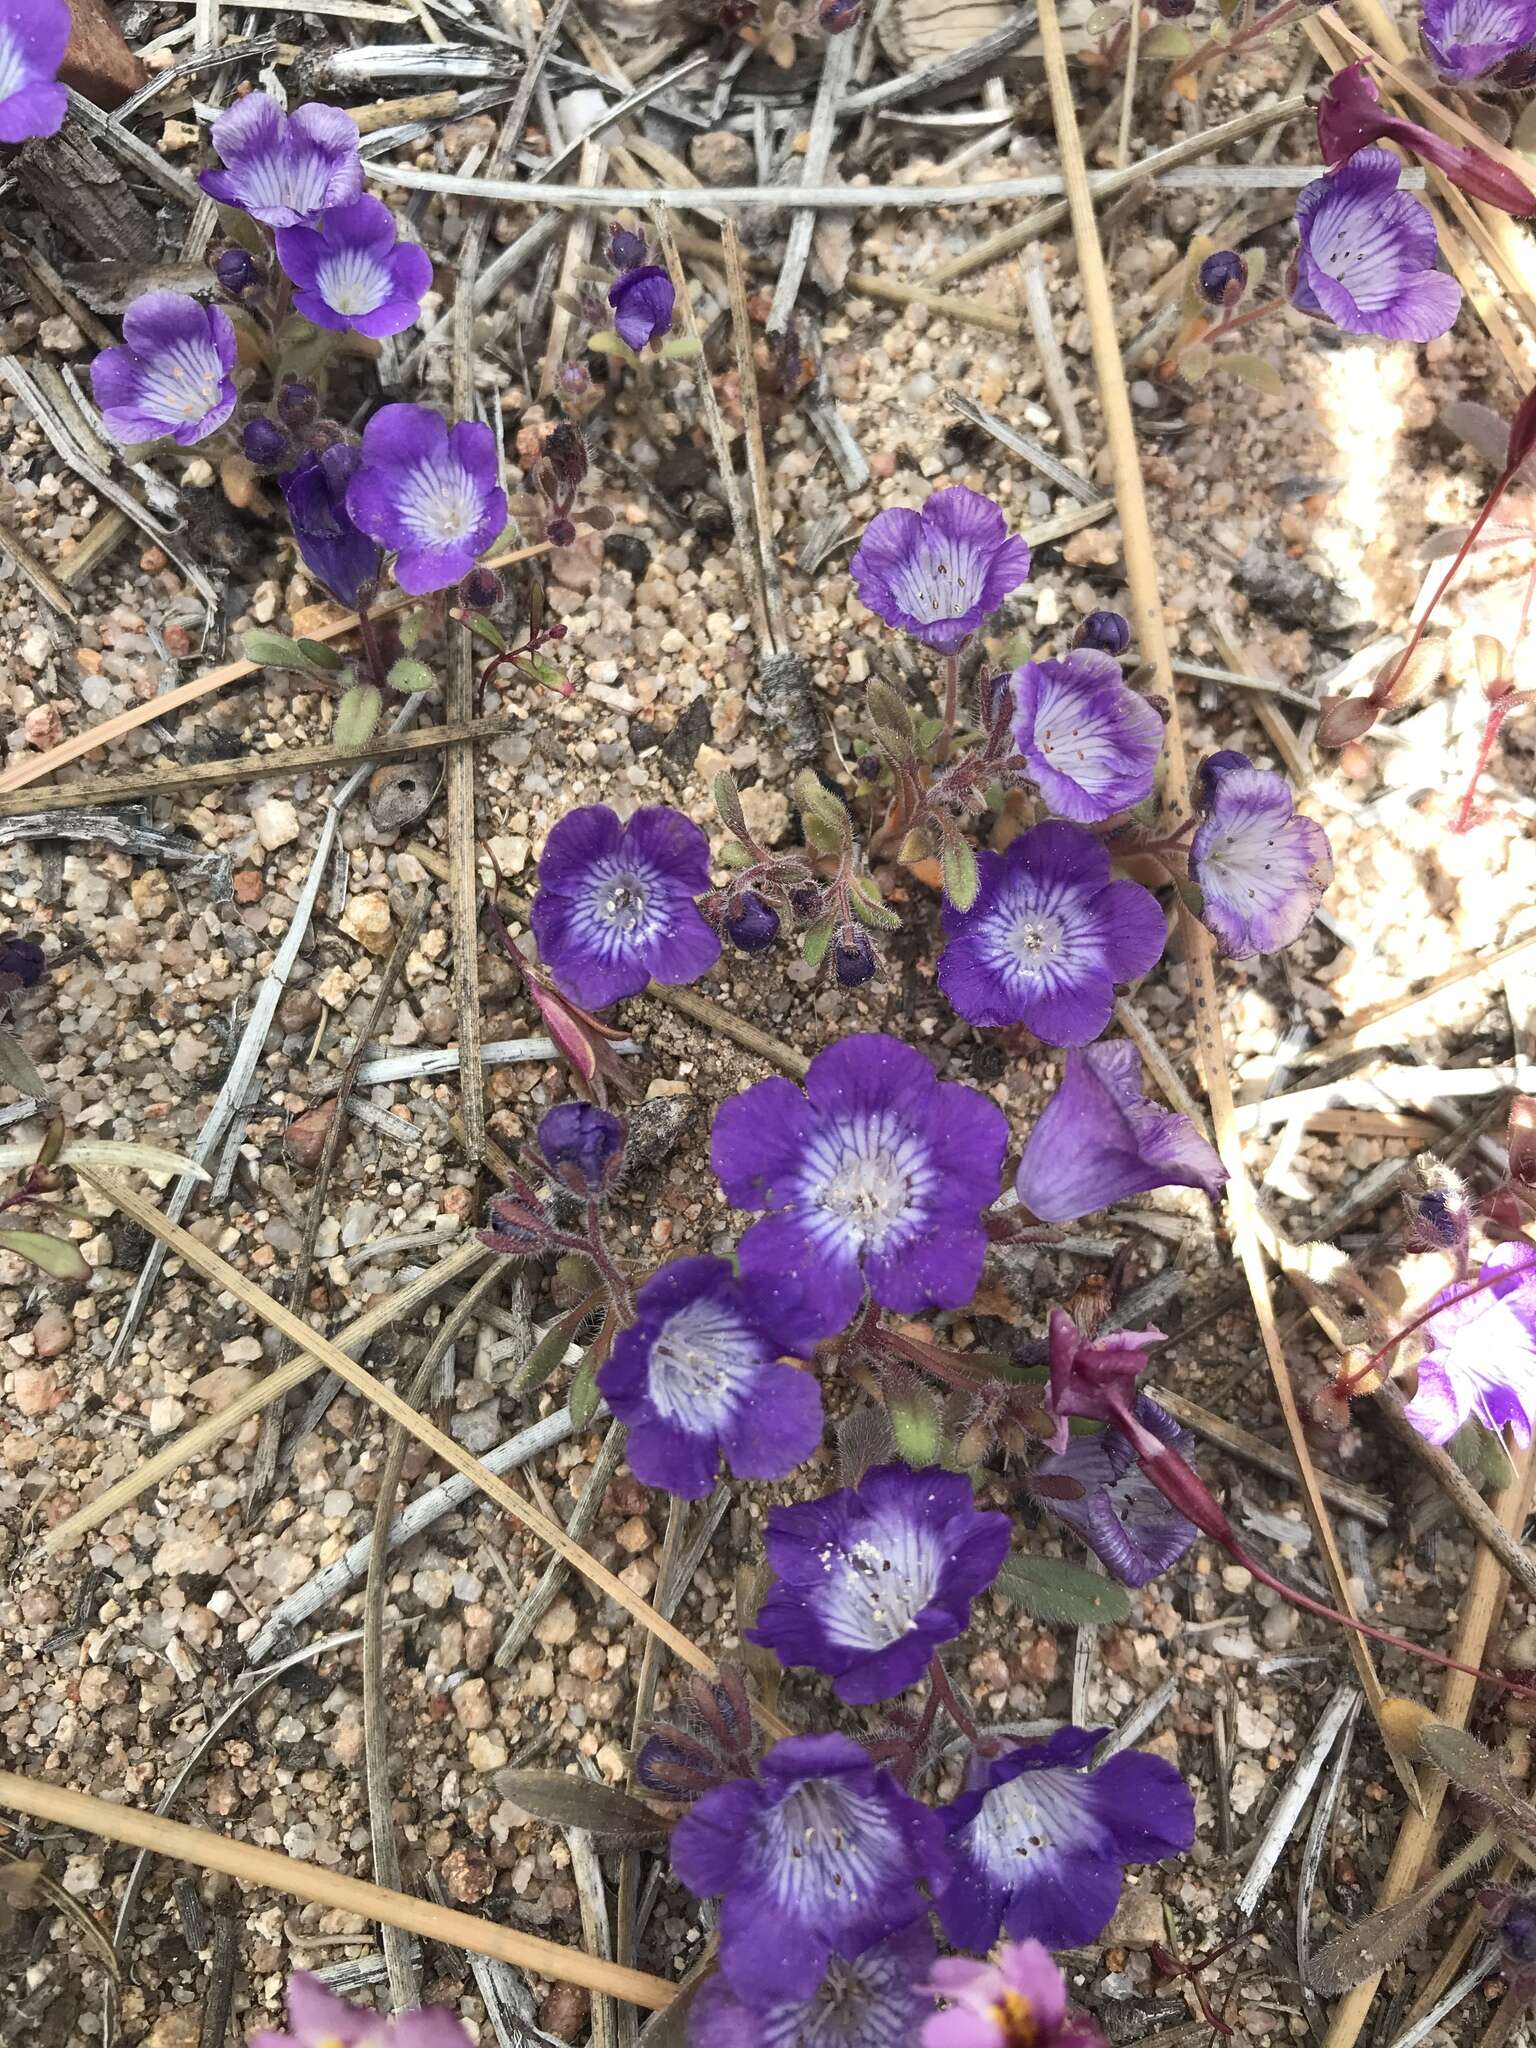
xmin=1423 ymin=0 xmax=1536 ymax=81
xmin=689 ymin=1925 xmax=935 ymax=2048
xmin=1035 ymin=1396 xmax=1198 ymax=1588
xmin=597 ymin=1255 xmax=824 ymax=1497
xmin=608 ymin=263 xmax=675 ymax=351
xmin=670 ymin=1732 xmax=950 ymax=2009
xmin=530 ymin=804 xmax=720 ymax=1010
xmin=1292 ymin=148 xmax=1462 ymax=343
xmin=1015 ymin=1041 xmax=1226 ymax=1223
xmin=937 ymin=822 xmax=1166 ymax=1044
xmin=712 ymin=1032 xmax=1009 ymax=1338
xmin=1318 ymin=64 xmax=1536 ymax=215
xmin=279 ymin=444 xmax=383 ymax=609
xmin=1189 ymin=752 xmax=1332 ymax=958
xmin=1009 ymin=649 xmax=1164 ymax=823
xmin=933 ymin=1727 xmax=1194 ymax=1952
xmin=1404 ymin=1243 xmax=1536 ymax=1445
xmin=0 ymin=0 xmax=68 ymax=143
xmin=852 ymin=487 xmax=1032 ymax=653
xmin=90 ymin=293 xmax=237 ymax=448
xmin=346 ymin=404 xmax=507 ymax=596
xmin=251 ymin=1972 xmax=470 ymax=2048
xmin=924 ymin=1939 xmax=1107 ymax=2048
xmin=1044 ymin=1306 xmax=1163 ymax=1454
xmin=274 ymin=196 xmax=433 ymax=338
xmin=749 ymin=1465 xmax=1011 ymax=1703
xmin=199 ymin=91 xmax=363 ymax=229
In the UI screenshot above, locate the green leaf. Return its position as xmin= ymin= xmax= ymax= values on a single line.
xmin=241 ymin=630 xmax=324 ymax=675
xmin=994 ymin=1554 xmax=1132 ymax=1626
xmin=1448 ymin=1417 xmax=1515 ymax=1489
xmin=941 ymin=832 xmax=979 ymax=913
xmin=0 ymin=1229 xmax=89 ymax=1282
xmin=802 ymin=915 xmax=837 ymax=969
xmin=334 ymin=683 xmax=382 ymax=749
xmin=714 ymin=772 xmax=751 ymax=842
xmin=514 ymin=1312 xmax=585 ymax=1395
xmin=888 ymin=1380 xmax=943 ymax=1466
xmin=898 ymin=826 xmax=934 ymax=864
xmin=398 ymin=608 xmax=425 ymax=651
xmin=1143 ymin=21 xmax=1195 ymax=55
xmin=912 ymin=715 xmax=946 ymax=754
xmin=465 ymin=614 xmax=508 ymax=654
xmin=717 ymin=838 xmax=754 ymax=868
xmin=793 ymin=769 xmax=853 ymax=852
xmin=1182 ymin=235 xmax=1217 ymax=319
xmin=847 ymin=875 xmax=902 ymax=932
xmin=569 ymin=1345 xmax=602 ymax=1428
xmin=1179 ymin=341 xmax=1215 ymax=384
xmin=659 ymin=335 xmax=702 ymax=360
xmin=1245 ymin=247 xmax=1268 ymax=297
xmin=995 ymin=633 xmax=1033 ymax=671
xmin=387 ymin=657 xmax=436 ymax=694
xmin=588 ymin=329 xmax=637 ymax=359
xmin=489 ymin=1769 xmax=665 ymax=1843
xmin=0 ymin=1029 xmax=45 ymax=1103
xmin=1220 ymin=352 xmax=1284 ymax=397
xmin=866 ymin=679 xmax=915 ymax=750
xmin=295 ymin=637 xmax=344 ymax=673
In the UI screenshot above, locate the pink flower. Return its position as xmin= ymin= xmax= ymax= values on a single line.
xmin=1044 ymin=1306 xmax=1163 ymax=1452
xmin=1317 ymin=64 xmax=1535 ymax=216
xmin=250 ymin=1973 xmax=472 ymax=2048
xmin=923 ymin=1940 xmax=1107 ymax=2048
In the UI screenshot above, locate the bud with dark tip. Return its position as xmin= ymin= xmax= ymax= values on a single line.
xmin=459 ymin=567 xmax=504 ymax=613
xmin=1074 ymin=609 xmax=1132 ymax=655
xmin=1198 ymin=249 xmax=1248 ymax=307
xmin=833 ymin=928 xmax=877 ymax=987
xmin=547 ymin=517 xmax=577 ymax=549
xmin=789 ymin=884 xmax=822 ymax=923
xmin=608 ymin=224 xmax=648 ymax=273
xmin=542 ymin=422 xmax=589 ymax=490
xmin=558 ymin=362 xmax=593 ymax=398
xmin=856 ymin=753 xmax=883 ymax=781
xmin=242 ymin=417 xmax=292 ymax=471
xmin=213 ymin=246 xmax=261 ymax=297
xmin=275 ymin=379 xmax=320 ymax=429
xmin=0 ymin=933 xmax=45 ymax=989
xmin=724 ymin=891 xmax=780 ymax=954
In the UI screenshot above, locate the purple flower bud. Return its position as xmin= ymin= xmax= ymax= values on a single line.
xmin=608 ymin=224 xmax=649 ymax=273
xmin=459 ymin=566 xmax=504 ymax=613
xmin=213 ymin=245 xmax=261 ymax=297
xmin=275 ymin=379 xmax=320 ymax=428
xmin=1198 ymin=249 xmax=1248 ymax=305
xmin=1074 ymin=609 xmax=1132 ymax=655
xmin=541 ymin=422 xmax=589 ymax=491
xmin=1411 ymin=1184 xmax=1469 ymax=1254
xmin=243 ymin=416 xmax=293 ymax=471
xmin=1154 ymin=0 xmax=1195 ymax=14
xmin=834 ymin=929 xmax=877 ymax=987
xmin=724 ymin=891 xmax=780 ymax=954
xmin=537 ymin=1101 xmax=625 ymax=1196
xmin=558 ymin=361 xmax=593 ymax=398
xmin=788 ymin=884 xmax=822 ymax=923
xmin=1500 ymin=1893 xmax=1536 ymax=1964
xmin=856 ymin=753 xmax=884 ymax=780
xmin=547 ymin=516 xmax=578 ymax=549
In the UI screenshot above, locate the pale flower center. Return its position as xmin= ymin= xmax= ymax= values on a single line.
xmin=0 ymin=25 xmax=27 ymax=100
xmin=315 ymin=247 xmax=391 ymax=317
xmin=399 ymin=458 xmax=481 ymax=546
xmin=140 ymin=338 xmax=224 ymax=423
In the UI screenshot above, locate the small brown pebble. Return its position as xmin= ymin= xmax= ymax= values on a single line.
xmin=232 ymin=869 xmax=265 ymax=905
xmin=1020 ymin=1633 xmax=1059 ymax=1686
xmin=12 ymin=1367 xmax=62 ymax=1417
xmin=30 ymin=1306 xmax=74 ymax=1359
xmin=538 ymin=1984 xmax=591 ymax=2043
xmin=23 ymin=705 xmax=61 ymax=750
xmin=615 ymin=1514 xmax=651 ymax=1555
xmin=286 ymin=1097 xmax=339 ymax=1169
xmin=441 ymin=1844 xmax=496 ymax=1904
xmin=279 ymin=988 xmax=322 ymax=1034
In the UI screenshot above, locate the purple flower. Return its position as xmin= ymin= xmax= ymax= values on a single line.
xmin=199 ymin=92 xmax=363 ymax=229
xmin=0 ymin=0 xmax=69 ymax=144
xmin=608 ymin=264 xmax=675 ymax=351
xmin=1292 ymin=148 xmax=1462 ymax=343
xmin=1319 ymin=64 xmax=1536 ymax=215
xmin=251 ymin=1972 xmax=470 ymax=2048
xmin=1404 ymin=1244 xmax=1536 ymax=1445
xmin=530 ymin=804 xmax=720 ymax=1010
xmin=924 ymin=1939 xmax=1107 ymax=2048
xmin=851 ymin=487 xmax=1033 ymax=653
xmin=597 ymin=1255 xmax=824 ymax=1497
xmin=538 ymin=1102 xmax=625 ymax=1196
xmin=345 ymin=404 xmax=508 ymax=597
xmin=1015 ymin=1040 xmax=1226 ymax=1223
xmin=749 ymin=1464 xmax=1011 ymax=1704
xmin=0 ymin=933 xmax=45 ymax=989
xmin=1035 ymin=1396 xmax=1198 ymax=1589
xmin=274 ymin=196 xmax=434 ymax=338
xmin=937 ymin=823 xmax=1166 ymax=1044
xmin=1423 ymin=0 xmax=1536 ymax=79
xmin=1074 ymin=611 xmax=1131 ymax=656
xmin=89 ymin=293 xmax=237 ymax=449
xmin=1009 ymin=650 xmax=1164 ymax=823
xmin=688 ymin=1925 xmax=935 ymax=2048
xmin=1189 ymin=752 xmax=1333 ymax=958
xmin=933 ymin=1726 xmax=1194 ymax=1952
xmin=1044 ymin=1307 xmax=1162 ymax=1454
xmin=279 ymin=444 xmax=384 ymax=610
xmin=609 ymin=223 xmax=649 ymax=271
xmin=712 ymin=1033 xmax=1008 ymax=1339
xmin=670 ymin=1732 xmax=951 ymax=2009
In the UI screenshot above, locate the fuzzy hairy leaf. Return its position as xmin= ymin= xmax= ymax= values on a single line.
xmin=489 ymin=1769 xmax=666 ymax=1843
xmin=241 ymin=630 xmax=326 ymax=675
xmin=941 ymin=832 xmax=979 ymax=913
xmin=334 ymin=684 xmax=382 ymax=749
xmin=994 ymin=1554 xmax=1132 ymax=1625
xmin=0 ymin=1229 xmax=89 ymax=1281
xmin=1419 ymin=1725 xmax=1536 ymax=1846
xmin=1179 ymin=341 xmax=1215 ymax=384
xmin=847 ymin=876 xmax=902 ymax=932
xmin=1220 ymin=352 xmax=1284 ymax=396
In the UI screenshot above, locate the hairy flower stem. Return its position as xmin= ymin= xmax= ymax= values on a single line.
xmin=1332 ymin=1259 xmax=1532 ymax=1398
xmin=581 ymin=1197 xmax=635 ymax=1325
xmin=354 ymin=601 xmax=388 ymax=690
xmin=927 ymin=1655 xmax=985 ymax=1747
xmin=941 ymin=654 xmax=962 ymax=745
xmin=1114 ymin=1397 xmax=1536 ymax=1699
xmin=871 ymin=1323 xmax=987 ymax=1396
